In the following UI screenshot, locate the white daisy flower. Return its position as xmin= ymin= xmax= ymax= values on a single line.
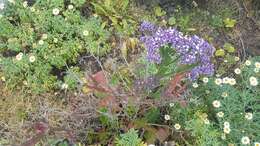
xmin=249 ymin=76 xmax=258 ymax=86
xmin=212 ymin=100 xmax=221 ymax=108
xmin=234 ymin=56 xmax=240 ymax=61
xmin=164 ymin=115 xmax=170 ymax=121
xmin=221 ymin=92 xmax=228 ymax=97
xmin=16 ymin=52 xmax=23 ymax=61
xmin=254 ymin=142 xmax=260 ymax=146
xmin=0 ymin=3 xmax=5 ymax=10
xmin=255 ymin=62 xmax=260 ymax=68
xmin=93 ymin=13 xmax=98 ymax=17
xmin=215 ymin=78 xmax=222 ymax=85
xmin=234 ymin=68 xmax=241 ymax=74
xmin=29 ymin=56 xmax=36 ymax=63
xmin=202 ymin=77 xmax=209 ymax=83
xmin=245 ymin=112 xmax=253 ymax=120
xmin=42 ymin=34 xmax=48 ymax=40
xmin=68 ymin=4 xmax=74 ymax=10
xmin=38 ymin=40 xmax=44 ymax=45
xmin=224 ymin=127 xmax=230 ymax=134
xmin=254 ymin=68 xmax=259 ymax=73
xmin=245 ymin=60 xmax=251 ymax=66
xmin=23 ymin=1 xmax=28 ymax=8
xmin=217 ymin=111 xmax=224 ymax=118
xmin=61 ymin=83 xmax=68 ymax=89
xmin=52 ymin=8 xmax=60 ymax=15
xmin=23 ymin=80 xmax=28 ymax=85
xmin=192 ymin=83 xmax=198 ymax=88
xmin=224 ymin=60 xmax=228 ymax=63
xmin=1 ymin=76 xmax=5 ymax=82
xmin=204 ymin=118 xmax=210 ymax=124
xmin=241 ymin=136 xmax=250 ymax=145
xmin=223 ymin=77 xmax=230 ymax=84
xmin=224 ymin=121 xmax=230 ymax=128
xmin=174 ymin=123 xmax=181 ymax=130
xmin=53 ymin=38 xmax=58 ymax=43
xmin=228 ymin=78 xmax=236 ymax=86
xmin=30 ymin=7 xmax=35 ymax=12
xmin=169 ymin=103 xmax=175 ymax=107
xmin=83 ymin=30 xmax=89 ymax=36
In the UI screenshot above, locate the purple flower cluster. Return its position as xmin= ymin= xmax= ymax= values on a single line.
xmin=140 ymin=21 xmax=215 ymax=80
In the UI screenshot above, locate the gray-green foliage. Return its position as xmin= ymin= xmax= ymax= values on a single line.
xmin=115 ymin=128 xmax=143 ymax=146
xmin=185 ymin=112 xmax=222 ymax=146
xmin=0 ymin=0 xmax=110 ymax=92
xmin=191 ymin=57 xmax=260 ymax=145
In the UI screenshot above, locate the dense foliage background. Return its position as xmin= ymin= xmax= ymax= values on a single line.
xmin=0 ymin=0 xmax=259 ymax=145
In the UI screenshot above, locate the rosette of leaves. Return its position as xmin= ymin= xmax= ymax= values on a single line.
xmin=91 ymin=0 xmax=138 ymax=35
xmin=115 ymin=128 xmax=146 ymax=146
xmin=0 ymin=0 xmax=110 ymax=93
xmin=214 ymin=43 xmax=237 ymax=75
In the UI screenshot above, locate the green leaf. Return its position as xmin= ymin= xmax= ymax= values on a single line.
xmin=91 ymin=3 xmax=107 ymax=15
xmin=223 ymin=18 xmax=236 ymax=28
xmin=144 ymin=108 xmax=160 ymax=123
xmin=70 ymin=0 xmax=86 ymax=7
xmin=175 ymin=64 xmax=197 ymax=74
xmin=121 ymin=0 xmax=129 ymax=11
xmin=154 ymin=6 xmax=166 ymax=17
xmin=109 ymin=16 xmax=118 ymax=26
xmin=115 ymin=129 xmax=142 ymax=146
xmin=104 ymin=0 xmax=112 ymax=8
xmin=210 ymin=15 xmax=223 ymax=28
xmin=215 ymin=49 xmax=225 ymax=56
xmin=223 ymin=43 xmax=235 ymax=53
xmin=168 ymin=17 xmax=176 ymax=25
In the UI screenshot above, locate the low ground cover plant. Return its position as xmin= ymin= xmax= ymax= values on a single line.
xmin=0 ymin=0 xmax=110 ymax=93
xmin=163 ymin=57 xmax=259 ymax=146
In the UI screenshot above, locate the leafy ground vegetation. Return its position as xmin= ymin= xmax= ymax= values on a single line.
xmin=0 ymin=0 xmax=259 ymax=145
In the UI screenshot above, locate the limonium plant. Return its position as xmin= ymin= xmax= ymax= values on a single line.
xmin=140 ymin=21 xmax=215 ymax=80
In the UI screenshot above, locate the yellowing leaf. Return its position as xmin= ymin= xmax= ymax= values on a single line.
xmin=215 ymin=49 xmax=225 ymax=56
xmin=224 ymin=18 xmax=236 ymax=28
xmin=120 ymin=0 xmax=129 ymax=11
xmin=82 ymin=86 xmax=91 ymax=94
xmin=154 ymin=6 xmax=166 ymax=17
xmin=121 ymin=41 xmax=128 ymax=58
xmin=109 ymin=16 xmax=118 ymax=26
xmin=223 ymin=43 xmax=235 ymax=53
xmin=91 ymin=3 xmax=107 ymax=15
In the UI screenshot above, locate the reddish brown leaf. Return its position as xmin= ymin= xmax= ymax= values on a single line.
xmin=20 ymin=122 xmax=49 ymax=146
xmin=165 ymin=72 xmax=188 ymax=107
xmin=34 ymin=122 xmax=49 ymax=134
xmin=155 ymin=128 xmax=170 ymax=143
xmin=84 ymin=71 xmax=116 ymax=95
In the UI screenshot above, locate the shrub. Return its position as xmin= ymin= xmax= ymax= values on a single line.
xmin=190 ymin=57 xmax=260 ymax=145
xmin=0 ymin=0 xmax=110 ymax=93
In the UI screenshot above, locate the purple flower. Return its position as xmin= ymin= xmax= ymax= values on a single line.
xmin=139 ymin=21 xmax=215 ymax=80
xmin=139 ymin=21 xmax=157 ymax=33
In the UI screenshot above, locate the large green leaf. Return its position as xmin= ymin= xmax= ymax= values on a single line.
xmin=91 ymin=3 xmax=107 ymax=15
